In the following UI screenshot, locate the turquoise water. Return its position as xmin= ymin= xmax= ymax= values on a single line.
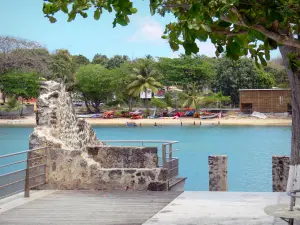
xmin=0 ymin=126 xmax=291 ymax=191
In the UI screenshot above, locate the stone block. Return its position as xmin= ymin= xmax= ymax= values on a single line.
xmin=209 ymin=155 xmax=228 ymax=191
xmin=272 ymin=156 xmax=290 ymax=192
xmin=87 ymin=146 xmax=158 ymax=168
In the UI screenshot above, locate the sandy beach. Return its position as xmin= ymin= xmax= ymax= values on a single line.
xmin=0 ymin=115 xmax=292 ymax=127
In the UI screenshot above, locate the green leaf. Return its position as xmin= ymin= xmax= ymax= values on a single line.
xmin=259 ymin=55 xmax=267 ymax=66
xmin=265 ymin=48 xmax=270 ymax=61
xmin=130 ymin=8 xmax=137 ymax=13
xmin=94 ymin=8 xmax=101 ymax=20
xmin=197 ymin=29 xmax=208 ymax=42
xmin=183 ymin=42 xmax=199 ymax=55
xmin=255 ymin=57 xmax=261 ymax=68
xmin=201 ymin=24 xmax=211 ymax=32
xmin=227 ymin=42 xmax=241 ymax=54
xmin=169 ymin=42 xmax=179 ymax=51
xmin=267 ymin=38 xmax=278 ymax=49
xmin=79 ymin=11 xmax=88 ymax=18
xmin=217 ymin=21 xmax=232 ymax=28
xmin=235 ymin=34 xmax=247 ymax=47
xmin=68 ymin=12 xmax=76 ymax=22
xmin=150 ymin=5 xmax=155 ymax=15
xmin=248 ymin=29 xmax=265 ymax=41
xmin=117 ymin=16 xmax=128 ymax=26
xmin=107 ymin=5 xmax=113 ymax=13
xmin=61 ymin=4 xmax=68 ymax=13
xmin=43 ymin=3 xmax=50 ymax=14
xmin=49 ymin=16 xmax=57 ymax=23
xmin=217 ymin=45 xmax=224 ymax=53
xmin=228 ymin=11 xmax=238 ymax=23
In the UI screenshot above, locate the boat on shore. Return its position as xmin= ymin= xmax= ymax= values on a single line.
xmin=200 ymin=114 xmax=218 ymax=119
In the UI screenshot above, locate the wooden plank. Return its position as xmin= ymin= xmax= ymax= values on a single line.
xmin=0 ymin=190 xmax=181 ymax=225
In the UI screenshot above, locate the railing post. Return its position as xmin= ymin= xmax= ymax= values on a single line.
xmin=162 ymin=144 xmax=167 ymax=168
xmin=24 ymin=152 xmax=30 ymax=197
xmin=169 ymin=143 xmax=173 ymax=161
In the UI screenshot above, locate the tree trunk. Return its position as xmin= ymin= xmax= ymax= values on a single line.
xmin=20 ymin=98 xmax=24 ymax=117
xmin=129 ymin=96 xmax=133 ymax=112
xmin=279 ymin=45 xmax=300 ymax=191
xmin=82 ymin=94 xmax=92 ymax=113
xmin=144 ymin=88 xmax=149 ymax=117
xmin=92 ymin=101 xmax=100 ymax=113
xmin=2 ymin=93 xmax=6 ymax=104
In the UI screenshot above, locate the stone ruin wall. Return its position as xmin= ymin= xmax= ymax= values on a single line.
xmin=29 ymin=81 xmax=168 ymax=191
xmin=44 ymin=148 xmax=167 ymax=191
xmin=30 ymin=81 xmax=100 ymax=150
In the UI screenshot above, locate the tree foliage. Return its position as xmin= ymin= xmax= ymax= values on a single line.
xmin=127 ymin=59 xmax=162 ymax=112
xmin=76 ymin=64 xmax=114 ymax=113
xmin=109 ymin=63 xmax=134 ymax=109
xmin=202 ymin=92 xmax=231 ymax=108
xmin=73 ymin=54 xmax=90 ymax=69
xmin=157 ymin=54 xmax=214 ymax=88
xmin=0 ymin=36 xmax=51 ymax=76
xmin=151 ymin=98 xmax=168 ymax=109
xmin=213 ymin=57 xmax=274 ymax=106
xmin=43 ymin=1 xmax=300 ymax=69
xmin=265 ymin=59 xmax=289 ymax=88
xmin=106 ymin=55 xmax=129 ymax=69
xmin=49 ymin=49 xmax=75 ymax=89
xmin=92 ymin=53 xmax=108 ymax=66
xmin=179 ymin=83 xmax=203 ymax=110
xmin=0 ymin=96 xmax=23 ymax=116
xmin=127 ymin=59 xmax=162 ymax=97
xmin=0 ymin=71 xmax=40 ymax=100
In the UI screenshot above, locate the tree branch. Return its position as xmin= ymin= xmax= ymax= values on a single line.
xmin=220 ymin=8 xmax=300 ymax=48
xmin=212 ymin=30 xmax=248 ymax=37
xmin=252 ymin=25 xmax=300 ymax=48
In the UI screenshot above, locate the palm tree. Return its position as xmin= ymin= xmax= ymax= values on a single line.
xmin=0 ymin=96 xmax=23 ymax=119
xmin=202 ymin=92 xmax=231 ymax=109
xmin=179 ymin=83 xmax=203 ymax=110
xmin=127 ymin=59 xmax=162 ymax=115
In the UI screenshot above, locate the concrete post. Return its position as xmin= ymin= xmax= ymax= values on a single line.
xmin=272 ymin=156 xmax=290 ymax=192
xmin=209 ymin=155 xmax=228 ymax=191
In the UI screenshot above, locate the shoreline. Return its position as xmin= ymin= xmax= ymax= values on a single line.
xmin=0 ymin=116 xmax=292 ymax=127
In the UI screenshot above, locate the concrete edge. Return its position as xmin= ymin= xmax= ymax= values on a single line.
xmin=0 ymin=190 xmax=57 ymax=214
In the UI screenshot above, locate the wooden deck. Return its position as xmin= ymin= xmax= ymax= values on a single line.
xmin=0 ymin=190 xmax=181 ymax=225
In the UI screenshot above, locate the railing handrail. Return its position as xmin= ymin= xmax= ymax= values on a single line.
xmin=102 ymin=140 xmax=178 ymax=144
xmin=0 ymin=147 xmax=47 ymax=199
xmin=0 ymin=147 xmax=47 ymax=159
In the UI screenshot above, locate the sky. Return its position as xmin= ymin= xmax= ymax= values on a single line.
xmin=0 ymin=0 xmax=281 ymax=60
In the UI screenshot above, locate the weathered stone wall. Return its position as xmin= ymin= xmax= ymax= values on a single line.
xmin=209 ymin=155 xmax=228 ymax=191
xmin=29 ymin=81 xmax=168 ymax=191
xmin=87 ymin=146 xmax=158 ymax=168
xmin=29 ymin=81 xmax=101 ymax=150
xmin=43 ymin=148 xmax=167 ymax=191
xmin=272 ymin=156 xmax=290 ymax=192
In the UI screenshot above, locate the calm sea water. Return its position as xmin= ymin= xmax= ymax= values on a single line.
xmin=0 ymin=126 xmax=291 ymax=192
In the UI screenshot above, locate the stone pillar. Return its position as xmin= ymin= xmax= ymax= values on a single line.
xmin=272 ymin=156 xmax=290 ymax=192
xmin=209 ymin=155 xmax=228 ymax=191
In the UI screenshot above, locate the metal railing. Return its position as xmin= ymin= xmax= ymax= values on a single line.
xmin=102 ymin=140 xmax=179 ymax=180
xmin=0 ymin=147 xmax=47 ymax=199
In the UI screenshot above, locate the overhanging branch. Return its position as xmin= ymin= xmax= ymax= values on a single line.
xmin=252 ymin=25 xmax=300 ymax=48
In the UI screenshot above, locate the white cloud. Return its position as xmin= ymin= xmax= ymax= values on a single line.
xmin=129 ymin=17 xmax=164 ymax=43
